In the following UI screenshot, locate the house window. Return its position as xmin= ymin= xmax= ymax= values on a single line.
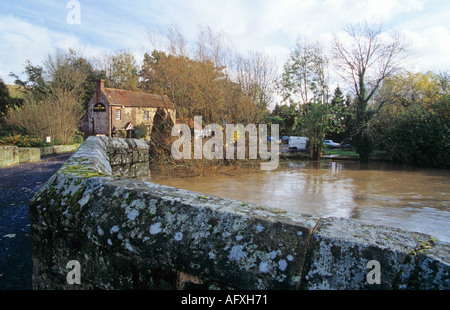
xmin=115 ymin=109 xmax=121 ymax=120
xmin=144 ymin=110 xmax=149 ymax=121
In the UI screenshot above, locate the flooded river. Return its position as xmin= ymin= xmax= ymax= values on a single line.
xmin=150 ymin=160 xmax=450 ymax=242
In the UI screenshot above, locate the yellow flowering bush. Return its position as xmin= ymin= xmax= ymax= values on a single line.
xmin=0 ymin=134 xmax=51 ymax=147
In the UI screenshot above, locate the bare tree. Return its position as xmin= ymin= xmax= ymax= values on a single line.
xmin=195 ymin=25 xmax=234 ymax=71
xmin=332 ymin=21 xmax=409 ymax=162
xmin=166 ymin=24 xmax=188 ymax=57
xmin=94 ymin=49 xmax=139 ymax=90
xmin=7 ymin=90 xmax=82 ymax=144
xmin=234 ymin=51 xmax=278 ymax=121
xmin=280 ymin=38 xmax=329 ymax=105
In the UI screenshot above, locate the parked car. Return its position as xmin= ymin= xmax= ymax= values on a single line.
xmin=324 ymin=139 xmax=340 ymax=149
xmin=340 ymin=143 xmax=352 ymax=149
xmin=288 ymin=136 xmax=308 ymax=151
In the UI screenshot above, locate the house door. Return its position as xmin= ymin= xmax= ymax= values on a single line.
xmin=92 ymin=103 xmax=109 ymax=135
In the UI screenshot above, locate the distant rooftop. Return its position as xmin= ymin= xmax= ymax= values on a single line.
xmin=102 ymin=87 xmax=175 ymax=109
xmin=95 ymin=79 xmax=174 ymax=109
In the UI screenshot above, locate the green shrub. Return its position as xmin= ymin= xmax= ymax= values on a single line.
xmin=134 ymin=123 xmax=149 ymax=139
xmin=387 ymin=107 xmax=449 ymax=168
xmin=73 ymin=130 xmax=84 ymax=144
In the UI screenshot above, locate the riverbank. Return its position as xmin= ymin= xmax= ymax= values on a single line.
xmin=279 ymin=149 xmax=392 ymax=162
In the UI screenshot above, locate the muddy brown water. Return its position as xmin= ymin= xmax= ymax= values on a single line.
xmin=150 ymin=160 xmax=450 ymax=242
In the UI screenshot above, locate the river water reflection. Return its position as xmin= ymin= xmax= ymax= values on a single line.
xmin=149 ymin=160 xmax=450 ymax=242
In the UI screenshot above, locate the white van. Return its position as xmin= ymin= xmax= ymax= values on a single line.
xmin=288 ymin=136 xmax=308 ymax=151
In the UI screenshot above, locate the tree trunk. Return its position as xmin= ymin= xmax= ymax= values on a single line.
xmin=354 ymin=88 xmax=374 ymax=163
xmin=309 ymin=144 xmax=322 ymax=161
xmin=355 ymin=131 xmax=373 ymax=163
xmin=359 ymin=149 xmax=370 ymax=163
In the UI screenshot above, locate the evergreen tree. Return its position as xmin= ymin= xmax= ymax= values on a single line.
xmin=327 ymin=86 xmax=354 ymax=143
xmin=330 ymin=86 xmax=344 ymax=107
xmin=0 ymin=78 xmax=23 ymax=117
xmin=0 ymin=78 xmax=11 ymax=117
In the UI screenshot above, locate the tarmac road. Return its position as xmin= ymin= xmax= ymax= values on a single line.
xmin=0 ymin=153 xmax=72 ymax=290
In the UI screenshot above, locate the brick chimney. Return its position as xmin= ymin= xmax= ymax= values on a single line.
xmin=96 ymin=79 xmax=104 ymax=102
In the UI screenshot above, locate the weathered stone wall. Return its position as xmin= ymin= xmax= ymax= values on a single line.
xmin=106 ymin=138 xmax=149 ymax=178
xmin=18 ymin=147 xmax=41 ymax=164
xmin=0 ymin=146 xmax=19 ymax=167
xmin=40 ymin=144 xmax=80 ymax=157
xmin=29 ymin=136 xmax=450 ymax=290
xmin=0 ymin=145 xmax=40 ymax=166
xmin=0 ymin=144 xmax=80 ymax=168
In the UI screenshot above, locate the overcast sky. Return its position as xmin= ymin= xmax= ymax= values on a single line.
xmin=1 ymin=0 xmax=449 ymax=86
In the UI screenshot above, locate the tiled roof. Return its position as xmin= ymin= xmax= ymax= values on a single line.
xmin=103 ymin=88 xmax=175 ymax=109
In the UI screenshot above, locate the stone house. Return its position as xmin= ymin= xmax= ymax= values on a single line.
xmin=81 ymin=79 xmax=176 ymax=139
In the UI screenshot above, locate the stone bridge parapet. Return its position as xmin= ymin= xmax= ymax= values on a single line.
xmin=29 ymin=136 xmax=450 ymax=289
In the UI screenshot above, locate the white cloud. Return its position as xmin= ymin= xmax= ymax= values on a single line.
xmin=1 ymin=0 xmax=449 ymax=86
xmin=404 ymin=26 xmax=450 ymax=73
xmin=168 ymin=0 xmax=428 ymax=66
xmin=0 ymin=15 xmax=80 ymax=83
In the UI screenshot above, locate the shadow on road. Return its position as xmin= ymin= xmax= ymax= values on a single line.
xmin=0 ymin=153 xmax=72 ymax=290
